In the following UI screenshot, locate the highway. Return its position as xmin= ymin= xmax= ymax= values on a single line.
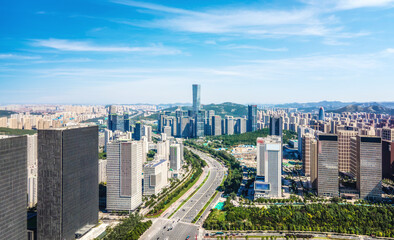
xmin=141 ymin=147 xmax=226 ymax=240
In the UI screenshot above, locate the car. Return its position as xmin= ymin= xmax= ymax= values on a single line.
xmin=163 ymin=226 xmax=166 ymax=229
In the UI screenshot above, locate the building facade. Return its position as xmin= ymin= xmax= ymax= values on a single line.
xmin=0 ymin=136 xmax=27 ymax=240
xmin=37 ymin=126 xmax=98 ymax=240
xmin=317 ymin=134 xmax=339 ymax=197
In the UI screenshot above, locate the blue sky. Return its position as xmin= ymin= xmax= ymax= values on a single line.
xmin=1 ymin=0 xmax=394 ymax=105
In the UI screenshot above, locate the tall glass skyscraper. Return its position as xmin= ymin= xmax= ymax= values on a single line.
xmin=247 ymin=105 xmax=257 ymax=132
xmin=192 ymin=84 xmax=201 ymax=114
xmin=318 ymin=107 xmax=325 ymax=121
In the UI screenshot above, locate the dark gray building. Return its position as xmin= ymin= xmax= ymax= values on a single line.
xmin=37 ymin=126 xmax=98 ymax=240
xmin=269 ymin=116 xmax=283 ymax=136
xmin=0 ymin=136 xmax=27 ymax=240
xmin=247 ymin=105 xmax=257 ymax=132
xmin=356 ymin=136 xmax=382 ymax=200
xmin=317 ymin=134 xmax=339 ymax=197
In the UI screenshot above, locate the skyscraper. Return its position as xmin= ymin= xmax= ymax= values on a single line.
xmin=169 ymin=144 xmax=181 ymax=171
xmin=133 ymin=122 xmax=142 ymax=140
xmin=0 ymin=136 xmax=27 ymax=240
xmin=107 ymin=141 xmax=143 ymax=211
xmin=355 ymin=136 xmax=382 ymax=200
xmin=212 ymin=115 xmax=222 ymax=136
xmin=192 ymin=84 xmax=201 ymax=114
xmin=382 ymin=140 xmax=394 ymax=180
xmin=247 ymin=105 xmax=257 ymax=132
xmin=337 ymin=130 xmax=358 ymax=173
xmin=317 ymin=134 xmax=339 ymax=197
xmin=269 ymin=116 xmax=283 ymax=136
xmin=37 ymin=126 xmax=98 ymax=240
xmin=143 ymin=159 xmax=168 ymax=196
xmin=318 ymin=107 xmax=325 ymax=121
xmin=254 ymin=136 xmax=282 ymax=199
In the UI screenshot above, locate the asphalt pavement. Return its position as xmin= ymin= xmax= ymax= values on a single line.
xmin=141 ymin=148 xmax=225 ymax=240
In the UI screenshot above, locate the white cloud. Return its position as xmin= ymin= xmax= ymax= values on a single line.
xmin=224 ymin=45 xmax=288 ymax=52
xmin=32 ymin=39 xmax=181 ymax=55
xmin=334 ymin=0 xmax=394 ymax=10
xmin=0 ymin=54 xmax=41 ymax=60
xmin=384 ymin=48 xmax=394 ymax=53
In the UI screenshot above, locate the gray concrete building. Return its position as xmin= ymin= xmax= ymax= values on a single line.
xmin=37 ymin=126 xmax=98 ymax=240
xmin=0 ymin=136 xmax=27 ymax=240
xmin=107 ymin=141 xmax=143 ymax=211
xmin=212 ymin=115 xmax=222 ymax=136
xmin=143 ymin=159 xmax=168 ymax=196
xmin=317 ymin=134 xmax=339 ymax=197
xmin=355 ymin=136 xmax=382 ymax=200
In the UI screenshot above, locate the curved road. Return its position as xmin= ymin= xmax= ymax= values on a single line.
xmin=141 ymin=147 xmax=226 ymax=240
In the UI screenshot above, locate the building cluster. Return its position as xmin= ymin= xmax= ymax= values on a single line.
xmin=158 ymin=84 xmax=258 ymax=138
xmin=0 ymin=105 xmax=106 ymax=130
xmin=103 ymin=105 xmax=185 ymax=212
xmin=1 ymin=125 xmax=99 ymax=240
xmin=258 ymin=107 xmax=394 ymax=200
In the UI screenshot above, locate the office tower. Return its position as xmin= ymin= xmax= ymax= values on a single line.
xmin=204 ymin=117 xmax=212 ymax=136
xmin=355 ymin=136 xmax=382 ymax=200
xmin=169 ymin=144 xmax=181 ymax=171
xmin=99 ymin=159 xmax=107 ymax=183
xmin=178 ymin=117 xmax=191 ymax=138
xmin=337 ymin=130 xmax=358 ymax=173
xmin=143 ymin=125 xmax=152 ymax=142
xmin=107 ymin=114 xmax=129 ymax=132
xmin=0 ymin=136 xmax=27 ymax=240
xmin=207 ymin=110 xmax=215 ymax=119
xmin=37 ymin=126 xmax=98 ymax=240
xmin=309 ymin=138 xmax=318 ymax=189
xmin=143 ymin=159 xmax=168 ymax=196
xmin=382 ymin=127 xmax=394 ymax=141
xmin=254 ymin=136 xmax=282 ymax=199
xmin=104 ymin=128 xmax=111 ymax=152
xmin=269 ymin=116 xmax=283 ymax=136
xmin=382 ymin=140 xmax=394 ymax=179
xmin=107 ymin=141 xmax=143 ymax=211
xmin=302 ymin=134 xmax=315 ymax=177
xmin=133 ymin=122 xmax=142 ymax=140
xmin=317 ymin=134 xmax=339 ymax=197
xmin=109 ymin=105 xmax=117 ymax=114
xmin=163 ymin=126 xmax=172 ymax=137
xmin=156 ymin=141 xmax=169 ymax=161
xmin=192 ymin=84 xmax=201 ymax=114
xmin=350 ymin=137 xmax=358 ymax=178
xmin=247 ymin=105 xmax=257 ymax=132
xmin=318 ymin=107 xmax=325 ymax=121
xmin=27 ymin=135 xmax=38 ymax=208
xmin=235 ymin=117 xmax=247 ymax=134
xmin=212 ymin=115 xmax=222 ymax=136
xmin=194 ymin=111 xmax=205 ymax=138
xmin=225 ymin=116 xmax=234 ymax=135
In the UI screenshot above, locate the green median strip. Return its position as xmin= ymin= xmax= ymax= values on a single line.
xmin=192 ymin=191 xmax=219 ymax=223
xmin=168 ymin=170 xmax=210 ymax=219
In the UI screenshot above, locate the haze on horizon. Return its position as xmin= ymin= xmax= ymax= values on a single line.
xmin=1 ymin=0 xmax=394 ymax=105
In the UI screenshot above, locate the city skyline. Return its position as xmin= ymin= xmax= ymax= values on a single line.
xmin=1 ymin=0 xmax=394 ymax=104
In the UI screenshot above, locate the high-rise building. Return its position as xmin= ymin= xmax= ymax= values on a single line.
xmin=212 ymin=115 xmax=222 ymax=136
xmin=107 ymin=141 xmax=143 ymax=211
xmin=143 ymin=159 xmax=168 ymax=196
xmin=169 ymin=144 xmax=181 ymax=171
xmin=355 ymin=136 xmax=382 ymax=200
xmin=37 ymin=126 xmax=98 ymax=240
xmin=382 ymin=140 xmax=394 ymax=180
xmin=382 ymin=127 xmax=394 ymax=141
xmin=254 ymin=136 xmax=282 ymax=199
xmin=337 ymin=130 xmax=358 ymax=173
xmin=317 ymin=134 xmax=339 ymax=197
xmin=225 ymin=116 xmax=234 ymax=135
xmin=192 ymin=84 xmax=201 ymax=114
xmin=27 ymin=134 xmax=38 ymax=208
xmin=143 ymin=125 xmax=152 ymax=142
xmin=269 ymin=116 xmax=283 ymax=136
xmin=235 ymin=117 xmax=247 ymax=134
xmin=133 ymin=122 xmax=142 ymax=140
xmin=318 ymin=107 xmax=325 ymax=121
xmin=194 ymin=111 xmax=205 ymax=138
xmin=247 ymin=105 xmax=257 ymax=132
xmin=107 ymin=114 xmax=130 ymax=132
xmin=0 ymin=136 xmax=27 ymax=240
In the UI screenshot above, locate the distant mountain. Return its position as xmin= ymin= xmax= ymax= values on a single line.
xmin=329 ymin=104 xmax=393 ymax=114
xmin=163 ymin=102 xmax=247 ymax=117
xmin=267 ymin=101 xmax=394 ymax=111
